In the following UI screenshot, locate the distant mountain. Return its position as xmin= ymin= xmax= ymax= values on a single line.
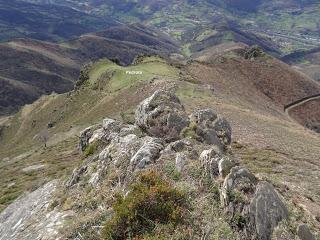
xmin=21 ymin=0 xmax=320 ymax=55
xmin=0 ymin=24 xmax=179 ymax=115
xmin=0 ymin=0 xmax=117 ymax=42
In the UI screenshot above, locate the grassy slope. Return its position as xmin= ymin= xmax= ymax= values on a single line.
xmin=0 ymin=56 xmax=179 ymax=212
xmin=0 ymin=24 xmax=179 ymax=116
xmin=0 ymin=55 xmax=319 ymax=234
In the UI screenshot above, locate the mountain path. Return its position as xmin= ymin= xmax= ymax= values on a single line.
xmin=284 ymin=94 xmax=320 ymax=114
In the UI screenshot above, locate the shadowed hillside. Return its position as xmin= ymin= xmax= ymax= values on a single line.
xmin=0 ymin=0 xmax=118 ymax=42
xmin=0 ymin=24 xmax=179 ymax=116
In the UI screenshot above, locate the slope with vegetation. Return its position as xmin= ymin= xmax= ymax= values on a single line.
xmin=0 ymin=24 xmax=179 ymax=116
xmin=0 ymin=53 xmax=319 ymax=239
xmin=21 ymin=0 xmax=320 ymax=55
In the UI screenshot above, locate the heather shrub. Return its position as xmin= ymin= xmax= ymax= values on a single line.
xmin=101 ymin=170 xmax=189 ymax=240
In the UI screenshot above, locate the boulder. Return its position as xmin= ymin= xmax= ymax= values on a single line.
xmin=130 ymin=137 xmax=165 ymax=169
xmin=213 ymin=116 xmax=232 ymax=145
xmin=175 ymin=152 xmax=187 ymax=172
xmin=297 ymin=224 xmax=315 ymax=240
xmin=189 ymin=109 xmax=232 ymax=148
xmin=135 ymin=90 xmax=189 ymax=141
xmin=0 ymin=181 xmax=73 ymax=240
xmin=78 ymin=124 xmax=101 ymax=152
xmin=249 ymin=182 xmax=289 ymax=240
xmin=218 ymin=157 xmax=235 ymax=178
xmin=200 ymin=147 xmax=222 ymax=178
xmin=221 ymin=166 xmax=258 ymax=206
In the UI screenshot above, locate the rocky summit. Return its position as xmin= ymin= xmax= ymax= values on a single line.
xmin=0 ymin=90 xmax=316 ymax=240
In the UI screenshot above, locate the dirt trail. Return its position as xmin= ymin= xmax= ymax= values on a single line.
xmin=284 ymin=94 xmax=320 ymax=113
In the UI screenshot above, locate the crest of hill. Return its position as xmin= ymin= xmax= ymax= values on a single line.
xmin=0 ymin=55 xmax=320 ymax=237
xmin=0 ymin=24 xmax=179 ymax=116
xmin=192 ymin=44 xmax=320 ymax=108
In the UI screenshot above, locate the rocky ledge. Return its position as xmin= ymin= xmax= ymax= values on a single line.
xmin=0 ymin=90 xmax=316 ymax=240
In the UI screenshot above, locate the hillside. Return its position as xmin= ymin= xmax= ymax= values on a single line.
xmin=0 ymin=0 xmax=118 ymax=42
xmin=282 ymin=47 xmax=320 ymax=82
xmin=0 ymin=24 xmax=179 ymax=115
xmin=20 ymin=0 xmax=320 ymax=55
xmin=0 ymin=54 xmax=319 ymax=239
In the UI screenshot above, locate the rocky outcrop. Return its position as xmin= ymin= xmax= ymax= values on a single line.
xmin=130 ymin=137 xmax=164 ymax=169
xmin=135 ymin=90 xmax=189 ymax=141
xmin=249 ymin=182 xmax=289 ymax=240
xmin=68 ymin=91 xmax=292 ymax=240
xmin=200 ymin=146 xmax=235 ymax=178
xmin=78 ymin=124 xmax=101 ymax=152
xmin=0 ymin=181 xmax=73 ymax=240
xmin=297 ymin=224 xmax=316 ymax=240
xmin=2 ymin=90 xmax=306 ymax=240
xmin=187 ymin=109 xmax=232 ymax=150
xmin=219 ymin=165 xmax=289 ymax=240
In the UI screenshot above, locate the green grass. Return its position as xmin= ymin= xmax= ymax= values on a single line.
xmin=0 ymin=56 xmax=181 ymax=212
xmin=88 ymin=56 xmax=179 ymax=92
xmin=196 ymin=29 xmax=218 ymax=42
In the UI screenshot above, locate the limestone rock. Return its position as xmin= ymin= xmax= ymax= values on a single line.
xmin=213 ymin=116 xmax=232 ymax=145
xmin=78 ymin=124 xmax=100 ymax=152
xmin=175 ymin=152 xmax=187 ymax=172
xmin=200 ymin=148 xmax=222 ymax=178
xmin=135 ymin=90 xmax=189 ymax=141
xmin=218 ymin=157 xmax=235 ymax=177
xmin=88 ymin=128 xmax=105 ymax=145
xmin=189 ymin=108 xmax=218 ymax=125
xmin=0 ymin=181 xmax=73 ymax=240
xmin=297 ymin=224 xmax=315 ymax=240
xmin=130 ymin=137 xmax=164 ymax=169
xmin=249 ymin=182 xmax=289 ymax=240
xmin=221 ymin=166 xmax=258 ymax=206
xmin=189 ymin=109 xmax=232 ymax=148
xmin=65 ymin=164 xmax=88 ymax=188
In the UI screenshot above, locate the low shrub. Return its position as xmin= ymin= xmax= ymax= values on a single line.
xmin=180 ymin=122 xmax=199 ymax=140
xmin=101 ymin=170 xmax=189 ymax=240
xmin=75 ymin=64 xmax=91 ymax=89
xmin=83 ymin=141 xmax=101 ymax=158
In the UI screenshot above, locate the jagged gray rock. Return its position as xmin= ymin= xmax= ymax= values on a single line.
xmin=218 ymin=157 xmax=235 ymax=178
xmin=221 ymin=166 xmax=258 ymax=206
xmin=189 ymin=109 xmax=232 ymax=148
xmin=249 ymin=182 xmax=289 ymax=240
xmin=78 ymin=124 xmax=101 ymax=152
xmin=130 ymin=137 xmax=164 ymax=169
xmin=189 ymin=109 xmax=218 ymax=124
xmin=200 ymin=147 xmax=235 ymax=179
xmin=200 ymin=148 xmax=222 ymax=178
xmin=135 ymin=90 xmax=189 ymax=141
xmin=297 ymin=224 xmax=315 ymax=240
xmin=0 ymin=181 xmax=73 ymax=240
xmin=213 ymin=116 xmax=232 ymax=145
